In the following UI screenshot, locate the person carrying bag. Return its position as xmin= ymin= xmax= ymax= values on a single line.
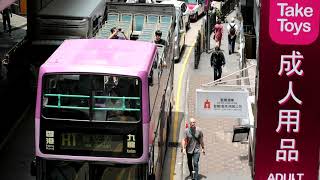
xmin=227 ymin=17 xmax=238 ymax=54
xmin=182 ymin=118 xmax=205 ymax=180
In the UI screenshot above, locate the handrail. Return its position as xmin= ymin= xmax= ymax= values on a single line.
xmin=201 ymin=64 xmax=256 ymax=87
xmin=45 ymin=94 xmax=90 ymax=98
xmin=210 ymin=76 xmax=254 ymax=85
xmin=44 ymin=105 xmax=141 ymax=111
xmin=207 ymin=77 xmax=256 ymax=88
xmin=43 ymin=94 xmax=141 ymax=111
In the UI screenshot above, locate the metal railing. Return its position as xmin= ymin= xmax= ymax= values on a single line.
xmin=44 ymin=93 xmax=141 ymax=111
xmin=243 ymin=25 xmax=254 ymax=34
xmin=201 ymin=64 xmax=256 ymax=87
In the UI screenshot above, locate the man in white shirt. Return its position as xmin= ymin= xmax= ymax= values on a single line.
xmin=227 ymin=17 xmax=238 ymax=54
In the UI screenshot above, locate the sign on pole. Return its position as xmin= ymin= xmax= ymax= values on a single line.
xmin=255 ymin=0 xmax=320 ymax=179
xmin=196 ymin=89 xmax=248 ymax=119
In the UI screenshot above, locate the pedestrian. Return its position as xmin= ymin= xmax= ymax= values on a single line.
xmin=210 ymin=46 xmax=225 ymax=81
xmin=154 ymin=30 xmax=166 ymax=46
xmin=213 ymin=19 xmax=223 ymax=49
xmin=210 ymin=1 xmax=215 ymax=11
xmin=182 ymin=117 xmax=205 ymax=180
xmin=1 ymin=7 xmax=12 ymax=35
xmin=227 ymin=17 xmax=238 ymax=54
xmin=109 ymin=27 xmax=128 ymax=40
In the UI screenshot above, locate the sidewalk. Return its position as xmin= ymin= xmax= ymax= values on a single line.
xmin=0 ymin=13 xmax=27 ymax=149
xmin=0 ymin=13 xmax=27 ymax=58
xmin=176 ymin=10 xmax=253 ymax=180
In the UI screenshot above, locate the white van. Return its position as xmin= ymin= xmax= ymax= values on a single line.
xmin=34 ymin=0 xmax=106 ymax=40
xmin=184 ymin=0 xmax=206 ymax=21
xmin=161 ymin=1 xmax=190 ymax=62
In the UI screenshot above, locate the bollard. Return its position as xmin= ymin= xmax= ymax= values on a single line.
xmin=194 ymin=39 xmax=199 ymax=69
xmin=197 ymin=36 xmax=200 ymax=60
xmin=194 ymin=30 xmax=203 ymax=69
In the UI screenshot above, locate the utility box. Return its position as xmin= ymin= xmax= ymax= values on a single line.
xmin=244 ymin=33 xmax=256 ymax=59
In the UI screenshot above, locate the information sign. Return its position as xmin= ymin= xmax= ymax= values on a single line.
xmin=196 ymin=89 xmax=249 ymax=118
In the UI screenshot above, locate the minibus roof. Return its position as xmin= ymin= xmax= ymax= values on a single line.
xmin=41 ymin=39 xmax=157 ymax=76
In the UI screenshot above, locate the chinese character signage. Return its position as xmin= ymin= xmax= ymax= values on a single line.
xmin=196 ymin=89 xmax=248 ymax=118
xmin=127 ymin=134 xmax=136 ymax=154
xmin=255 ymin=0 xmax=320 ymax=179
xmin=45 ymin=130 xmax=55 ymax=150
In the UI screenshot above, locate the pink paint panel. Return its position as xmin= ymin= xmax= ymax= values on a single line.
xmin=269 ymin=0 xmax=320 ymax=45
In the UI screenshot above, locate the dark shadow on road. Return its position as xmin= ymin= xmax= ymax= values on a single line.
xmin=184 ymin=173 xmax=207 ymax=180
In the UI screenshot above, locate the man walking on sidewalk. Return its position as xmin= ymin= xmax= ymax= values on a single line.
xmin=210 ymin=46 xmax=225 ymax=81
xmin=1 ymin=7 xmax=12 ymax=35
xmin=227 ymin=17 xmax=238 ymax=54
xmin=182 ymin=117 xmax=205 ymax=180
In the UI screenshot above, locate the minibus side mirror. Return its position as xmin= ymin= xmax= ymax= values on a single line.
xmin=179 ymin=29 xmax=185 ymax=34
xmin=148 ymin=68 xmax=154 ymax=86
xmin=148 ymin=75 xmax=153 ymax=86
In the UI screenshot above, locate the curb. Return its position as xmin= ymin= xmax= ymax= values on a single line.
xmin=177 ymin=51 xmax=191 ymax=180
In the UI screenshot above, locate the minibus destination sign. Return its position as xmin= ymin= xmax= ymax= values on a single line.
xmin=60 ymin=133 xmax=124 ymax=152
xmin=43 ymin=130 xmax=139 ymax=156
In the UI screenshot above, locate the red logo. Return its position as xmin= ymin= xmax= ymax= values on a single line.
xmin=204 ymin=99 xmax=211 ymax=109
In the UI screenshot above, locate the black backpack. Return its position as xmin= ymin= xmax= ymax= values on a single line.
xmin=229 ymin=24 xmax=236 ymax=36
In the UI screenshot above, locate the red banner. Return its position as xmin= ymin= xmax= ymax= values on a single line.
xmin=255 ymin=0 xmax=320 ymax=179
